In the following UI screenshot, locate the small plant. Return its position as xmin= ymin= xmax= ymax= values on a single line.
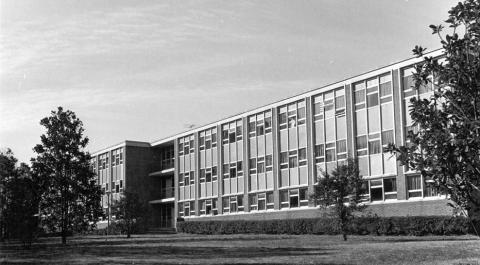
xmin=312 ymin=158 xmax=366 ymax=241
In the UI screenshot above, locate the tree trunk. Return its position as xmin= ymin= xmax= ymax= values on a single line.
xmin=61 ymin=229 xmax=67 ymax=245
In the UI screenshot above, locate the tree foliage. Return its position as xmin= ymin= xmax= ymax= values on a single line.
xmin=312 ymin=158 xmax=366 ymax=240
xmin=110 ymin=191 xmax=147 ymax=238
xmin=32 ymin=107 xmax=102 ymax=244
xmin=388 ymin=0 xmax=480 ymax=222
xmin=0 ymin=149 xmax=40 ymax=246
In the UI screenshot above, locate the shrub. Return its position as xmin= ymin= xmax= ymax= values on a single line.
xmin=176 ymin=216 xmax=478 ymax=236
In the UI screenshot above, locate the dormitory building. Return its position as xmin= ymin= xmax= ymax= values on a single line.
xmin=91 ymin=49 xmax=451 ymax=229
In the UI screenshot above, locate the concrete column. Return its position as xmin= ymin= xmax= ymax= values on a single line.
xmin=216 ymin=124 xmax=223 ymax=214
xmin=305 ymin=96 xmax=315 ymax=207
xmin=242 ymin=116 xmax=250 ymax=212
xmin=272 ymin=107 xmax=280 ymax=210
xmin=345 ymin=84 xmax=355 ymax=159
xmin=392 ymin=69 xmax=407 ymax=200
xmin=173 ymin=139 xmax=179 ymax=228
xmin=194 ymin=132 xmax=200 ymax=216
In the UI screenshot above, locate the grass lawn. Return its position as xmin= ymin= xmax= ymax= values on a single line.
xmin=1 ymin=233 xmax=479 ymax=265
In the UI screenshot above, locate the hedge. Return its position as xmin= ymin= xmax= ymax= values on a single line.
xmin=177 ymin=216 xmax=479 ymax=236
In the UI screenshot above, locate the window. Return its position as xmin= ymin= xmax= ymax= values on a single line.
xmin=249 ymin=158 xmax=257 ymax=174
xmin=288 ymin=155 xmax=298 ymax=168
xmin=265 ymin=112 xmax=272 ymax=133
xmin=249 ymin=194 xmax=258 ymax=211
xmin=336 ymin=139 xmax=347 ymax=160
xmin=379 ymin=73 xmax=392 ymax=97
xmin=279 ymin=106 xmax=287 ymax=130
xmin=382 ymin=130 xmax=394 ymax=148
xmin=370 ymin=179 xmax=383 ymax=201
xmin=315 ymin=144 xmax=325 ymax=163
xmin=298 ymin=148 xmax=307 ymax=166
xmin=265 ymin=155 xmax=273 ymax=171
xmin=325 ymin=143 xmax=336 ymax=162
xmin=407 ymin=175 xmax=422 ymax=198
xmin=279 ymin=188 xmax=308 ymax=209
xmin=383 ymin=178 xmax=397 ymax=200
xmin=258 ymin=193 xmax=266 ymax=210
xmin=280 ymin=152 xmax=288 ymax=169
xmin=368 ymin=133 xmax=381 ymax=155
xmin=257 ymin=157 xmax=265 ymax=173
xmin=249 ymin=192 xmax=273 ymax=211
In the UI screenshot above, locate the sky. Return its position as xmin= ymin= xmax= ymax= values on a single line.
xmin=0 ymin=0 xmax=457 ymax=164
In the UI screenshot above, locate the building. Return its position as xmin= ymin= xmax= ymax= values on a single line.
xmin=91 ymin=49 xmax=452 ymax=230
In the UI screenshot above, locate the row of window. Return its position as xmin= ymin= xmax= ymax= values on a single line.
xmin=179 ymin=173 xmax=443 ymax=218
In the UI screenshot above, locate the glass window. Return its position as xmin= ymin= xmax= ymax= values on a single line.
xmin=315 ymin=144 xmax=324 ymax=158
xmin=369 ymin=139 xmax=381 ymax=155
xmin=280 ymin=152 xmax=288 ymax=164
xmin=408 ymin=175 xmax=422 ymax=198
xmin=289 ymin=156 xmax=298 ymax=168
xmin=384 ymin=178 xmax=397 ymax=192
xmin=382 ymin=130 xmax=394 ymax=147
xmin=337 ymin=139 xmax=347 ymax=153
xmin=367 ymin=93 xmax=379 ymax=107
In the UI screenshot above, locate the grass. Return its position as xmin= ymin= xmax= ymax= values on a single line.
xmin=1 ymin=233 xmax=479 ymax=264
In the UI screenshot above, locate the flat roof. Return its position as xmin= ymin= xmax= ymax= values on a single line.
xmin=92 ymin=48 xmax=444 ymax=154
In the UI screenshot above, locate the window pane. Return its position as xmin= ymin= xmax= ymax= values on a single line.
xmin=367 ymin=93 xmax=379 ymax=107
xmin=369 ymin=140 xmax=381 ymax=154
xmin=337 ymin=140 xmax=347 ymax=153
xmin=356 ymin=136 xmax=367 ymax=150
xmin=371 ymin=187 xmax=383 ymax=201
xmin=280 ymin=152 xmax=288 ymax=164
xmin=382 ymin=130 xmax=394 ymax=146
xmin=289 ymin=156 xmax=298 ymax=168
xmin=298 ymin=148 xmax=307 ymax=160
xmin=315 ymin=144 xmax=324 ymax=157
xmin=326 ymin=149 xmax=336 ymax=162
xmin=354 ymin=89 xmax=365 ymax=104
xmin=384 ymin=178 xmax=397 ymax=192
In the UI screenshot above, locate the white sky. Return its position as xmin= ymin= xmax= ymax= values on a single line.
xmin=0 ymin=0 xmax=456 ymax=163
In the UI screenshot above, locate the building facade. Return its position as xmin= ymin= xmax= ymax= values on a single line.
xmin=91 ymin=50 xmax=452 ymax=230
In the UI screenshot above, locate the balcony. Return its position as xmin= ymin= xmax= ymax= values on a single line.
xmin=160 ymin=187 xmax=175 ymax=199
xmin=161 ymin=158 xmax=175 ymax=171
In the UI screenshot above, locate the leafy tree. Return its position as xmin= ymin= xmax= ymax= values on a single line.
xmin=387 ymin=0 xmax=480 ymax=232
xmin=312 ymin=158 xmax=366 ymax=241
xmin=110 ymin=191 xmax=147 ymax=238
xmin=0 ymin=148 xmax=17 ymax=240
xmin=0 ymin=149 xmax=40 ymax=246
xmin=32 ymin=107 xmax=102 ymax=244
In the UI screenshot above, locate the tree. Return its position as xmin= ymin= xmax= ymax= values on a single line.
xmin=110 ymin=191 xmax=147 ymax=238
xmin=32 ymin=107 xmax=102 ymax=244
xmin=0 ymin=149 xmax=40 ymax=246
xmin=387 ymin=0 xmax=480 ymax=227
xmin=312 ymin=158 xmax=366 ymax=241
xmin=0 ymin=148 xmax=17 ymax=240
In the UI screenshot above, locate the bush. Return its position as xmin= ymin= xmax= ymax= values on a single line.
xmin=177 ymin=216 xmax=478 ymax=236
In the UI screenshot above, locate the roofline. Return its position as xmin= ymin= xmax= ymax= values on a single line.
xmin=91 ymin=140 xmax=150 ymax=156
xmin=149 ymin=48 xmax=444 ymax=146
